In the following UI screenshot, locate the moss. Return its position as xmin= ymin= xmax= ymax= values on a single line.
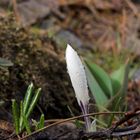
xmin=0 ymin=14 xmax=79 ymax=120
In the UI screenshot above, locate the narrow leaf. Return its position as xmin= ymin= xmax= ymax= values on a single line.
xmin=26 ymin=88 xmax=41 ymax=118
xmin=23 ymin=115 xmax=31 ymax=134
xmin=38 ymin=114 xmax=45 ymax=129
xmin=120 ymin=62 xmax=130 ymax=100
xmin=19 ymin=101 xmax=24 ymax=132
xmin=12 ymin=99 xmax=19 ymax=134
xmin=108 ymin=97 xmax=121 ymax=127
xmin=23 ymin=83 xmax=33 ymax=114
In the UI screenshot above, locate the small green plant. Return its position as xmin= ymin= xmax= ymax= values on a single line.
xmin=65 ymin=44 xmax=130 ymax=131
xmin=65 ymin=44 xmax=131 ymax=131
xmin=12 ymin=83 xmax=44 ymax=134
xmin=85 ymin=59 xmax=129 ymax=126
xmin=32 ymin=114 xmax=45 ymax=131
xmin=85 ymin=59 xmax=129 ymax=110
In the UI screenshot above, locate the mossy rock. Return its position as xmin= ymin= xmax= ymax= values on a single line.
xmin=0 ymin=15 xmax=79 ymax=121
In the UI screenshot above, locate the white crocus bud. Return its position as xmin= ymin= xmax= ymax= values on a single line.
xmin=65 ymin=44 xmax=91 ymax=132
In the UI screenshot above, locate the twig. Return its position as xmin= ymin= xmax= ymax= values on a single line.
xmin=18 ymin=111 xmax=124 ymax=140
xmin=83 ymin=126 xmax=140 ymax=139
xmin=112 ymin=109 xmax=140 ymax=130
xmin=120 ymin=8 xmax=127 ymax=48
xmin=7 ymin=110 xmax=140 ymax=139
xmin=11 ymin=0 xmax=21 ymax=24
xmin=124 ymin=0 xmax=139 ymax=17
xmin=83 ymin=109 xmax=140 ymax=139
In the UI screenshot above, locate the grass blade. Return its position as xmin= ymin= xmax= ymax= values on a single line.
xmin=23 ymin=83 xmax=33 ymax=114
xmin=38 ymin=114 xmax=45 ymax=129
xmin=12 ymin=99 xmax=19 ymax=134
xmin=23 ymin=115 xmax=31 ymax=134
xmin=108 ymin=97 xmax=121 ymax=127
xmin=26 ymin=88 xmax=41 ymax=118
xmin=19 ymin=101 xmax=24 ymax=132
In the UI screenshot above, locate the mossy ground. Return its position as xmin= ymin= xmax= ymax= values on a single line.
xmin=0 ymin=15 xmax=80 ymax=122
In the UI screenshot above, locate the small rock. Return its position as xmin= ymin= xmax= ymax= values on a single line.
xmin=0 ymin=0 xmax=10 ymax=7
xmin=132 ymin=68 xmax=140 ymax=82
xmin=54 ymin=29 xmax=83 ymax=48
xmin=17 ymin=0 xmax=50 ymax=26
xmin=40 ymin=18 xmax=56 ymax=29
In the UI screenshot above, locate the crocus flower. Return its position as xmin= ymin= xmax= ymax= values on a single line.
xmin=65 ymin=44 xmax=91 ymax=132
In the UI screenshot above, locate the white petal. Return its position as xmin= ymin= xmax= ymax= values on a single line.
xmin=65 ymin=44 xmax=89 ymax=106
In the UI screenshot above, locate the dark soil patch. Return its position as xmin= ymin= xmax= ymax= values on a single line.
xmin=0 ymin=15 xmax=80 ymax=123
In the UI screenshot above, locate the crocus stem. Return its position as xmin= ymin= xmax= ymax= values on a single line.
xmin=80 ymin=101 xmax=91 ymax=132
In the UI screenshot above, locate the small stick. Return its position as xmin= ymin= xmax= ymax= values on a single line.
xmin=19 ymin=111 xmax=124 ymax=140
xmin=12 ymin=0 xmax=21 ymax=25
xmin=125 ymin=0 xmax=139 ymax=17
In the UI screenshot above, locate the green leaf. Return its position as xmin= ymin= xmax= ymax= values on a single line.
xmin=38 ymin=114 xmax=45 ymax=129
xmin=12 ymin=99 xmax=19 ymax=134
xmin=111 ymin=65 xmax=125 ymax=93
xmin=107 ymin=61 xmax=130 ymax=111
xmin=85 ymin=60 xmax=113 ymax=97
xmin=107 ymin=97 xmax=121 ymax=127
xmin=0 ymin=58 xmax=13 ymax=67
xmin=110 ymin=63 xmax=128 ymax=95
xmin=19 ymin=101 xmax=24 ymax=132
xmin=26 ymin=88 xmax=41 ymax=118
xmin=23 ymin=83 xmax=33 ymax=114
xmin=23 ymin=115 xmax=31 ymax=134
xmin=116 ymin=61 xmax=129 ymax=108
xmin=85 ymin=65 xmax=108 ymax=110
